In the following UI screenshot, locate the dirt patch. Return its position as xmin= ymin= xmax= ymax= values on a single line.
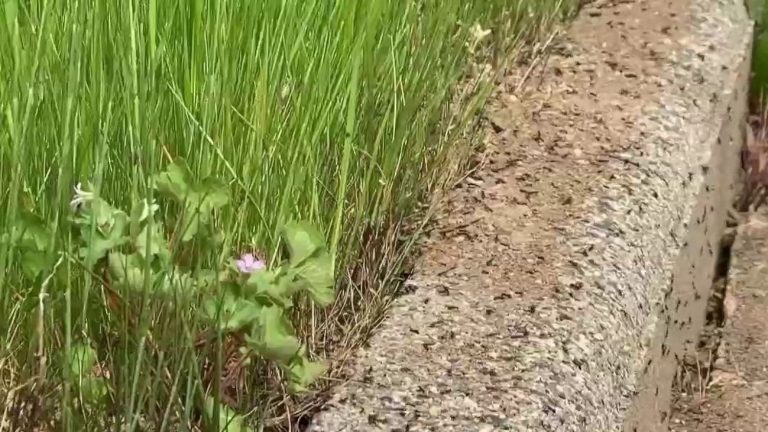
xmin=670 ymin=212 xmax=768 ymax=432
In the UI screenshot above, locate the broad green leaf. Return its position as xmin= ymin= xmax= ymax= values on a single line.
xmin=134 ymin=222 xmax=170 ymax=263
xmin=286 ymin=357 xmax=327 ymax=393
xmin=129 ymin=199 xmax=158 ymax=239
xmin=294 ymin=251 xmax=335 ymax=306
xmin=124 ymin=268 xmax=145 ymax=292
xmin=65 ymin=343 xmax=109 ymax=403
xmin=21 ymin=250 xmax=50 ymax=279
xmin=18 ymin=210 xmax=51 ymax=250
xmin=178 ymin=183 xmax=228 ymax=242
xmin=209 ymin=230 xmax=225 ymax=248
xmin=154 ymin=161 xmax=229 ymax=242
xmin=153 ymin=160 xmax=193 ymax=201
xmin=197 ymin=177 xmax=230 ymax=211
xmin=9 ymin=210 xmax=55 ymax=279
xmin=67 ymin=343 xmax=98 ymax=379
xmin=222 ymin=298 xmax=261 ymax=331
xmin=194 ymin=269 xmax=223 ymax=289
xmin=179 ymin=202 xmax=202 ymax=242
xmin=75 ymin=197 xmax=124 ymax=231
xmin=244 ymin=268 xmax=296 ymax=309
xmin=203 ymin=397 xmax=253 ymax=432
xmin=282 ymin=221 xmax=325 ymax=265
xmin=178 ymin=199 xmax=220 ymax=242
xmin=80 ymin=376 xmax=109 ymax=404
xmin=202 ymin=295 xmax=224 ymax=325
xmin=202 ymin=292 xmax=262 ymax=332
xmin=107 ymin=252 xmax=145 ymax=292
xmin=80 ymin=233 xmax=129 ymax=269
xmin=107 ymin=252 xmax=137 ymax=281
xmin=108 ymin=210 xmax=129 ymax=239
xmin=79 ymin=206 xmax=130 ymax=268
xmin=246 ymin=306 xmax=301 ymax=362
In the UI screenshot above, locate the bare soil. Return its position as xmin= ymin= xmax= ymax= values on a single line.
xmin=669 ymin=212 xmax=768 ymax=431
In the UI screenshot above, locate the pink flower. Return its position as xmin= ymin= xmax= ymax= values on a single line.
xmin=235 ymin=253 xmax=265 ymax=274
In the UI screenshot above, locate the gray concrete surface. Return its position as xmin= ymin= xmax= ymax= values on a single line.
xmin=309 ymin=0 xmax=753 ymax=431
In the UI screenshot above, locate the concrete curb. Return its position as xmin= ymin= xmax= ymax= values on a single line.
xmin=309 ymin=0 xmax=753 ymax=431
xmin=604 ymin=0 xmax=751 ymax=429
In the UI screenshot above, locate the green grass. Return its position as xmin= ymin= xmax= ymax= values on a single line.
xmin=749 ymin=0 xmax=768 ymax=103
xmin=0 ymin=0 xmax=577 ymax=429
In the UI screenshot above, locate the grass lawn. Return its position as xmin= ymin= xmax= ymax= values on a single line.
xmin=0 ymin=0 xmax=577 ymax=430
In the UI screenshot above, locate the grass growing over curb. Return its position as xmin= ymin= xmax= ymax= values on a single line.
xmin=0 ymin=0 xmax=578 ymax=429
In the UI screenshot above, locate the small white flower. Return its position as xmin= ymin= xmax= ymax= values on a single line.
xmin=69 ymin=182 xmax=94 ymax=212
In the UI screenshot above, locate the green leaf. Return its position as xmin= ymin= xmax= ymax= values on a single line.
xmin=203 ymin=397 xmax=253 ymax=432
xmin=197 ymin=177 xmax=230 ymax=211
xmin=80 ymin=376 xmax=109 ymax=404
xmin=21 ymin=250 xmax=50 ymax=279
xmin=178 ymin=212 xmax=199 ymax=241
xmin=134 ymin=222 xmax=170 ymax=263
xmin=294 ymin=251 xmax=335 ymax=306
xmin=3 ymin=210 xmax=54 ymax=279
xmin=154 ymin=161 xmax=229 ymax=242
xmin=75 ymin=197 xmax=123 ymax=231
xmin=80 ymin=233 xmax=129 ymax=269
xmin=129 ymin=199 xmax=158 ymax=239
xmin=67 ymin=343 xmax=98 ymax=378
xmin=181 ymin=200 xmax=207 ymax=242
xmin=17 ymin=210 xmax=52 ymax=251
xmin=246 ymin=306 xmax=301 ymax=363
xmin=286 ymin=357 xmax=327 ymax=393
xmin=194 ymin=269 xmax=223 ymax=289
xmin=107 ymin=252 xmax=146 ymax=292
xmin=65 ymin=343 xmax=108 ymax=404
xmin=153 ymin=160 xmax=193 ymax=201
xmin=281 ymin=221 xmax=325 ymax=265
xmin=77 ymin=203 xmax=130 ymax=269
xmin=244 ymin=268 xmax=296 ymax=309
xmin=203 ymin=292 xmax=262 ymax=332
xmin=180 ymin=179 xmax=229 ymax=242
